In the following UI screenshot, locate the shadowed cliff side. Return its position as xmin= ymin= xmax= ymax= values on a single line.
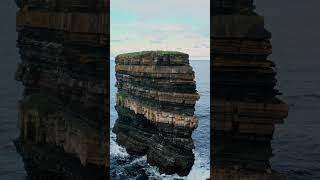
xmin=211 ymin=0 xmax=288 ymax=179
xmin=113 ymin=51 xmax=200 ymax=176
xmin=14 ymin=0 xmax=109 ymax=179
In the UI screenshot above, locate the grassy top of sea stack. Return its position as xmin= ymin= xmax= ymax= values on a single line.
xmin=117 ymin=51 xmax=188 ymax=58
xmin=115 ymin=51 xmax=189 ymax=66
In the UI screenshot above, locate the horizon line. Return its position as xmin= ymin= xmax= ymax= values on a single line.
xmin=109 ymin=58 xmax=210 ymax=61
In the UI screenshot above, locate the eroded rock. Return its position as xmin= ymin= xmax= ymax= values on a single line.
xmin=212 ymin=0 xmax=288 ymax=179
xmin=113 ymin=51 xmax=199 ymax=176
xmin=14 ymin=1 xmax=109 ymax=179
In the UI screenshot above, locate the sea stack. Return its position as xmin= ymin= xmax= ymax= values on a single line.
xmin=14 ymin=0 xmax=109 ymax=179
xmin=113 ymin=51 xmax=200 ymax=176
xmin=212 ymin=0 xmax=288 ymax=179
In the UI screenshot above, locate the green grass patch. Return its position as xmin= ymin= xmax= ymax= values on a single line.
xmin=116 ymin=50 xmax=188 ymax=59
xmin=117 ymin=91 xmax=128 ymax=99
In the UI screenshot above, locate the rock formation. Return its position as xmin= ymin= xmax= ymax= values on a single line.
xmin=212 ymin=135 xmax=286 ymax=180
xmin=211 ymin=0 xmax=288 ymax=179
xmin=14 ymin=0 xmax=109 ymax=179
xmin=113 ymin=51 xmax=200 ymax=176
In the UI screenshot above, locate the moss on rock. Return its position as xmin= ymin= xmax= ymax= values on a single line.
xmin=117 ymin=91 xmax=128 ymax=99
xmin=116 ymin=51 xmax=188 ymax=59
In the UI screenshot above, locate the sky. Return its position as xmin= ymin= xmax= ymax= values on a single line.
xmin=110 ymin=0 xmax=210 ymax=60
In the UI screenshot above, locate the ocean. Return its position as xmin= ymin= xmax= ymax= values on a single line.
xmin=270 ymin=64 xmax=320 ymax=180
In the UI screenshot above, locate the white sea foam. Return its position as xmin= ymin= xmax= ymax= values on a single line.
xmin=110 ymin=132 xmax=129 ymax=160
xmin=184 ymin=150 xmax=210 ymax=180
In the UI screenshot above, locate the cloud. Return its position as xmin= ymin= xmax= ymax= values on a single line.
xmin=111 ymin=0 xmax=210 ymax=60
xmin=111 ymin=24 xmax=209 ymax=59
xmin=111 ymin=0 xmax=210 ymax=20
xmin=150 ymin=40 xmax=163 ymax=44
xmin=111 ymin=40 xmax=123 ymax=43
xmin=193 ymin=43 xmax=209 ymax=49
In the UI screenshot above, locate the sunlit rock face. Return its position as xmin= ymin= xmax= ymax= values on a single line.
xmin=14 ymin=0 xmax=109 ymax=179
xmin=211 ymin=0 xmax=288 ymax=179
xmin=113 ymin=51 xmax=199 ymax=176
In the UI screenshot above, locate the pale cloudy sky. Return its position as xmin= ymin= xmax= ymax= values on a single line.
xmin=111 ymin=0 xmax=210 ymax=60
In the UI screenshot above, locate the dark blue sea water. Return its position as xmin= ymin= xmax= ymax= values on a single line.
xmin=0 ymin=1 xmax=26 ymax=179
xmin=271 ymin=65 xmax=320 ymax=180
xmin=0 ymin=62 xmax=25 ymax=180
xmin=110 ymin=60 xmax=210 ymax=179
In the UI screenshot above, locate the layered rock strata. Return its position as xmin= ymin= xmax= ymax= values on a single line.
xmin=14 ymin=107 xmax=108 ymax=179
xmin=113 ymin=51 xmax=199 ymax=176
xmin=14 ymin=0 xmax=109 ymax=179
xmin=212 ymin=135 xmax=286 ymax=180
xmin=212 ymin=0 xmax=288 ymax=139
xmin=211 ymin=0 xmax=288 ymax=179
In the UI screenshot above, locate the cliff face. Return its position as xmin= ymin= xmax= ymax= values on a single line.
xmin=211 ymin=0 xmax=288 ymax=179
xmin=113 ymin=51 xmax=199 ymax=176
xmin=14 ymin=0 xmax=109 ymax=179
xmin=212 ymin=0 xmax=288 ymax=141
xmin=212 ymin=135 xmax=286 ymax=180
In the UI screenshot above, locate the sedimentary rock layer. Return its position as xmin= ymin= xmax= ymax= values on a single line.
xmin=211 ymin=0 xmax=288 ymax=179
xmin=211 ymin=133 xmax=287 ymax=179
xmin=113 ymin=106 xmax=195 ymax=176
xmin=212 ymin=135 xmax=286 ymax=180
xmin=116 ymin=51 xmax=199 ymax=129
xmin=14 ymin=0 xmax=109 ymax=178
xmin=212 ymin=0 xmax=288 ymax=138
xmin=114 ymin=51 xmax=199 ymax=176
xmin=15 ymin=105 xmax=107 ymax=180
